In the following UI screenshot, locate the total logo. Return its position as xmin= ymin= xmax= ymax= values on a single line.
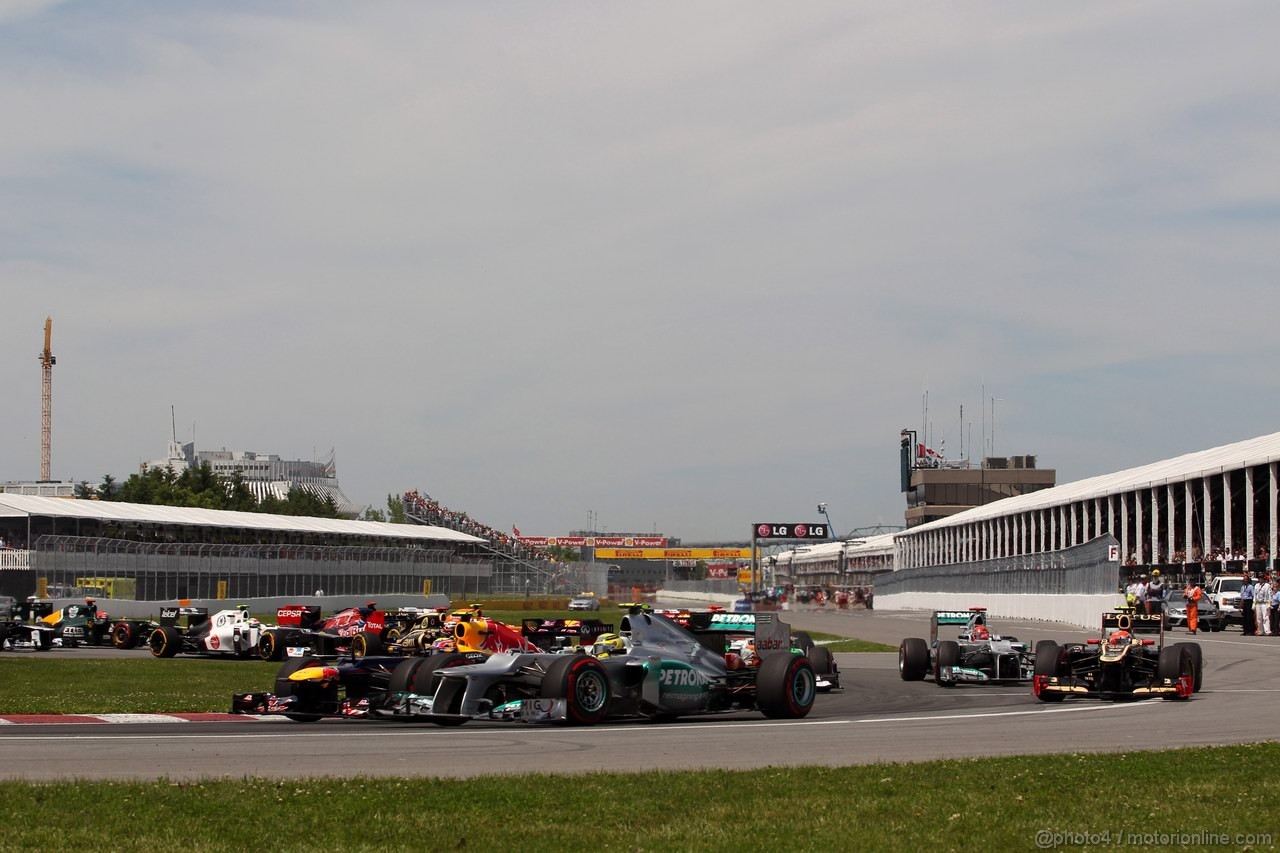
xmin=659 ymin=668 xmax=707 ymax=687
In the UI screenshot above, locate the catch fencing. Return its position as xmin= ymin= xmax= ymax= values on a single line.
xmin=29 ymin=536 xmax=489 ymax=601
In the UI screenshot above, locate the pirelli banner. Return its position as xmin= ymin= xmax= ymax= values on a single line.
xmin=594 ymin=548 xmax=756 ymax=560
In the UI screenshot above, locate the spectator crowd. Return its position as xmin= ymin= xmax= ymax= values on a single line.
xmin=402 ymin=490 xmax=554 ymax=565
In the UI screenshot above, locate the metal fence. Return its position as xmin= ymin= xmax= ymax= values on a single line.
xmin=30 ymin=536 xmax=491 ymax=600
xmin=873 ymin=535 xmax=1120 ymax=597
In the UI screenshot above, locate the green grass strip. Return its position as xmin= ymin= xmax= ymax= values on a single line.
xmin=0 ymin=658 xmax=276 ymax=714
xmin=0 ymin=746 xmax=1276 ymax=850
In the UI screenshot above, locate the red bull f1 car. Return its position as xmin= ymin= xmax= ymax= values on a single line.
xmin=1033 ymin=609 xmax=1202 ymax=702
xmin=899 ymin=608 xmax=1034 ymax=687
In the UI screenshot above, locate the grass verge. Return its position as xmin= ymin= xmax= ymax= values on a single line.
xmin=0 ymin=746 xmax=1276 ymax=850
xmin=806 ymin=630 xmax=897 ymax=653
xmin=0 ymin=658 xmax=276 ymax=714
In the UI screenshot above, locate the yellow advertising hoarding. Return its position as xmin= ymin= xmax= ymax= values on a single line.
xmin=594 ymin=548 xmax=755 ymax=560
xmin=737 ymin=568 xmax=755 ymax=585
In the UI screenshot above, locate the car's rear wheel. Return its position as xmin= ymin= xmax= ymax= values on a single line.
xmin=274 ymin=657 xmax=326 ymax=722
xmin=383 ymin=626 xmax=403 ymax=645
xmin=149 ymin=625 xmax=180 ymax=658
xmin=111 ymin=623 xmax=137 ymax=650
xmin=412 ymin=652 xmax=473 ymax=725
xmin=934 ymin=640 xmax=960 ymax=687
xmin=899 ymin=638 xmax=929 ymax=681
xmin=388 ymin=658 xmax=426 ymax=695
xmin=259 ymin=631 xmax=286 ymax=662
xmin=756 ymin=653 xmax=816 ymax=719
xmin=351 ymin=631 xmax=382 ymax=659
xmin=1033 ymin=641 xmax=1065 ymax=702
xmin=541 ymin=655 xmax=611 ymax=725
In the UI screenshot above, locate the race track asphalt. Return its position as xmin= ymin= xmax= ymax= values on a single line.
xmin=2 ymin=606 xmax=1276 ymax=781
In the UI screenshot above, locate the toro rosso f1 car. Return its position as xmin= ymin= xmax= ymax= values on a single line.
xmin=1033 ymin=609 xmax=1202 ymax=702
xmin=257 ymin=603 xmax=422 ymax=661
xmin=389 ymin=608 xmax=818 ymax=726
xmin=899 ymin=608 xmax=1033 ymax=687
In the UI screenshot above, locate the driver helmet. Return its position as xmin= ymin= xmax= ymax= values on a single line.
xmin=1109 ymin=630 xmax=1131 ymax=646
xmin=591 ymin=633 xmax=626 ymax=658
xmin=971 ymin=626 xmax=990 ymax=641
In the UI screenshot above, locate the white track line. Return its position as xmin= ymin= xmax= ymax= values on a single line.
xmin=0 ymin=703 xmax=1146 ymax=742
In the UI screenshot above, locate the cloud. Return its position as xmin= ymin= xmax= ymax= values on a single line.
xmin=1 ymin=2 xmax=1278 ymax=538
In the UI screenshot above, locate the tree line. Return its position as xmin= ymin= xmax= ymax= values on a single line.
xmin=79 ymin=463 xmax=343 ymax=518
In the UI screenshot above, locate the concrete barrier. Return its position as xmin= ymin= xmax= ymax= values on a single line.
xmin=875 ymin=592 xmax=1126 ymax=629
xmin=655 ymin=590 xmax=740 ymax=605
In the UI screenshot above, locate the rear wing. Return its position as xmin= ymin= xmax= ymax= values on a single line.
xmin=521 ymin=619 xmax=614 ymax=650
xmin=929 ymin=610 xmax=984 ymax=644
xmin=276 ymin=605 xmax=321 ymax=628
xmin=683 ymin=611 xmax=795 ymax=660
xmin=1102 ymin=611 xmax=1163 ymax=637
xmin=159 ymin=607 xmax=209 ymax=627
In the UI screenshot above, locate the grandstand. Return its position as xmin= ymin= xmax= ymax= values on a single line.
xmin=771 ymin=534 xmax=896 ymax=588
xmin=894 ymin=429 xmax=1280 ymax=576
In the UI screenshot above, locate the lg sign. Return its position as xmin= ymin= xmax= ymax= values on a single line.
xmin=754 ymin=523 xmax=828 ymax=540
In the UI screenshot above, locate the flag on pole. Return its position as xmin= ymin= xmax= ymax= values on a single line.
xmin=512 ymin=525 xmax=522 ymax=538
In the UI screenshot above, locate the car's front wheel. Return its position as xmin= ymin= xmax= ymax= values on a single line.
xmin=541 ymin=655 xmax=611 ymax=725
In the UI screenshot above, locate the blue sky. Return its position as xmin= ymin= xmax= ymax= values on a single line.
xmin=2 ymin=2 xmax=1278 ymax=539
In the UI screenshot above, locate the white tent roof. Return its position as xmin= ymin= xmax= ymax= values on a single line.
xmin=775 ymin=532 xmax=897 ymax=563
xmin=901 ymin=430 xmax=1280 ymax=536
xmin=0 ymin=494 xmax=484 ymax=544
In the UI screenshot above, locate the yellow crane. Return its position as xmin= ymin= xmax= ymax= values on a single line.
xmin=39 ymin=316 xmax=55 ymax=482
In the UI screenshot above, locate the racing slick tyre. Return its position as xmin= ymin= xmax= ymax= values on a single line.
xmin=258 ymin=631 xmax=286 ymax=662
xmin=383 ymin=626 xmax=403 ymax=645
xmin=1172 ymin=642 xmax=1203 ymax=693
xmin=111 ymin=622 xmax=138 ymax=650
xmin=541 ymin=655 xmax=612 ymax=726
xmin=757 ymin=653 xmax=817 ymax=719
xmin=351 ymin=631 xmax=383 ymax=659
xmin=274 ymin=657 xmax=326 ymax=722
xmin=808 ymin=646 xmax=836 ymax=691
xmin=899 ymin=637 xmax=929 ymax=681
xmin=149 ymin=625 xmax=181 ymax=658
xmin=934 ymin=640 xmax=960 ymax=688
xmin=34 ymin=631 xmax=52 ymax=651
xmin=413 ymin=652 xmax=474 ymax=726
xmin=792 ymin=631 xmax=816 ymax=655
xmin=1158 ymin=644 xmax=1195 ymax=700
xmin=388 ymin=658 xmax=427 ymax=695
xmin=1033 ymin=641 xmax=1065 ymax=702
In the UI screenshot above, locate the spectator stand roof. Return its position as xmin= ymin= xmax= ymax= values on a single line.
xmin=773 ymin=532 xmax=897 ymax=565
xmin=900 ymin=429 xmax=1280 ymax=536
xmin=0 ymin=494 xmax=485 ymax=545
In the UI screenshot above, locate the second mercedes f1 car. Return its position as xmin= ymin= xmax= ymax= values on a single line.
xmin=898 ymin=608 xmax=1034 ymax=687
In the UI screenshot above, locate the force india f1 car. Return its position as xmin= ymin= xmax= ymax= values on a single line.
xmin=232 ymin=609 xmax=820 ymax=725
xmin=1033 ymin=609 xmax=1202 ymax=702
xmin=899 ymin=608 xmax=1034 ymax=687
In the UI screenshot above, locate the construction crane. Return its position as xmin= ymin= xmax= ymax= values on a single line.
xmin=39 ymin=316 xmax=55 ymax=482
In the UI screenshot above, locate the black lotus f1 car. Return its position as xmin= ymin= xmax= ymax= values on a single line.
xmin=1033 ymin=609 xmax=1201 ymax=702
